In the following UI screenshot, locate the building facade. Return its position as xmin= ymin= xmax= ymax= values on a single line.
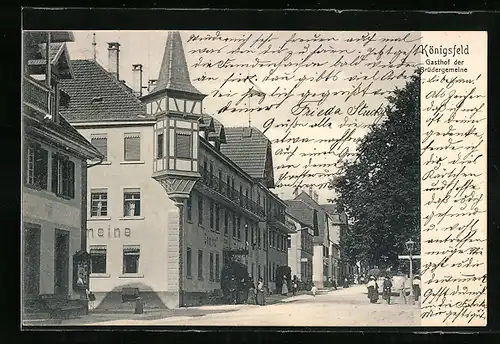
xmin=22 ymin=31 xmax=103 ymax=316
xmin=60 ymin=32 xmax=292 ymax=309
xmin=286 ymin=214 xmax=313 ymax=284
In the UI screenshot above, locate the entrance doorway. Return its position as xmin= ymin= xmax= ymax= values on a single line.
xmin=23 ymin=224 xmax=41 ymax=297
xmin=54 ymin=229 xmax=70 ymax=296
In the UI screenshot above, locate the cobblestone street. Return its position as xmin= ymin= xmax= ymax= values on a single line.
xmin=52 ymin=285 xmax=420 ymax=327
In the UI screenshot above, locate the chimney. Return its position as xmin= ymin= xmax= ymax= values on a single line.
xmin=313 ymin=191 xmax=319 ymax=203
xmin=107 ymin=42 xmax=121 ymax=79
xmin=132 ymin=64 xmax=143 ymax=97
xmin=148 ymin=79 xmax=157 ymax=92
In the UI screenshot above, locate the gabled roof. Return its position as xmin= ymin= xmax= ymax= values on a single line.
xmin=284 ymin=200 xmax=314 ymax=228
xmin=320 ymin=203 xmax=348 ymax=225
xmin=220 ymin=127 xmax=271 ymax=181
xmin=59 ymin=59 xmax=148 ymax=123
xmin=148 ymin=31 xmax=204 ymax=98
xmin=202 ymin=114 xmax=227 ymax=144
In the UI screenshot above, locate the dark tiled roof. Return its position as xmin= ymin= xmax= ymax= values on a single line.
xmin=320 ymin=203 xmax=348 ymax=225
xmin=59 ymin=59 xmax=147 ymax=122
xmin=284 ymin=200 xmax=314 ymax=228
xmin=220 ymin=127 xmax=270 ymax=180
xmin=150 ymin=32 xmax=204 ymax=97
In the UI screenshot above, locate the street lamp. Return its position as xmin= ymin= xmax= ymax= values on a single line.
xmin=405 ymin=239 xmax=415 ymax=305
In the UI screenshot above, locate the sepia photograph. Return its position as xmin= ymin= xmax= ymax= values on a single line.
xmin=21 ymin=27 xmax=486 ymax=328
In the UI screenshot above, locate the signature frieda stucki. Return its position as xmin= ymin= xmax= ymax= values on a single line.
xmin=420 ymin=44 xmax=470 ymax=58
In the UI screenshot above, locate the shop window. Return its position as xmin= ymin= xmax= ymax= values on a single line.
xmin=123 ymin=246 xmax=140 ymax=274
xmin=90 ymin=245 xmax=106 ymax=274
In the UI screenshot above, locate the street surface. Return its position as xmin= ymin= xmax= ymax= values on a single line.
xmin=78 ymin=285 xmax=420 ymax=326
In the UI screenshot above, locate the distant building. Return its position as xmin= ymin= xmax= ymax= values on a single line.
xmin=286 ymin=213 xmax=313 ymax=284
xmin=22 ymin=31 xmax=103 ymax=318
xmin=286 ymin=189 xmax=351 ymax=288
xmin=60 ymin=32 xmax=292 ymax=308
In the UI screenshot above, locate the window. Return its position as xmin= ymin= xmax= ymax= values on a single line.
xmin=175 ymin=131 xmax=191 ymax=159
xmin=209 ymin=252 xmax=214 ymax=281
xmin=237 ymin=217 xmax=241 ymax=240
xmin=215 ymin=204 xmax=220 ymax=232
xmin=245 ymin=189 xmax=249 ymax=207
xmin=198 ymin=194 xmax=203 ymax=226
xmin=239 ymin=185 xmax=243 ymax=205
xmin=123 ymin=189 xmax=141 ymax=217
xmin=258 ymin=264 xmax=261 ymax=278
xmin=257 ymin=228 xmax=261 ymax=248
xmin=251 ymin=263 xmax=255 ymax=279
xmin=251 ymin=223 xmax=255 ymax=245
xmin=51 ymin=154 xmax=75 ymax=198
xmin=268 ymin=262 xmax=272 ymax=281
xmin=90 ymin=245 xmax=106 ymax=274
xmin=157 ymin=133 xmax=164 ymax=159
xmin=215 ymin=253 xmax=220 ymax=282
xmin=226 ymin=176 xmax=231 ymax=195
xmin=209 ymin=161 xmax=214 ymax=177
xmin=123 ymin=245 xmax=140 ymax=274
xmin=91 ymin=134 xmax=107 ymax=161
xmin=124 ymin=132 xmax=141 ymax=161
xmin=24 ymin=143 xmax=48 ymax=190
xmin=187 ymin=197 xmax=192 ymax=222
xmin=198 ymin=250 xmax=203 ymax=280
xmin=313 ymin=210 xmax=319 ymax=236
xmin=209 ymin=200 xmax=214 ymax=229
xmin=224 ymin=208 xmax=228 ymax=236
xmin=91 ymin=190 xmax=108 ymax=217
xmin=232 ymin=213 xmax=237 ymax=238
xmin=245 ymin=221 xmax=248 ymax=243
xmin=186 ymin=247 xmax=192 ymax=277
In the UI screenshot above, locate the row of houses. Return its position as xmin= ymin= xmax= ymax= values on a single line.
xmin=21 ymin=30 xmax=352 ymax=316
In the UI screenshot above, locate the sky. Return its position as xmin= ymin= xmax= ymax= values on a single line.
xmin=67 ymin=30 xmax=422 ymax=203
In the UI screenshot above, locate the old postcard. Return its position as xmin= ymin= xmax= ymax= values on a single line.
xmin=21 ymin=29 xmax=487 ymax=327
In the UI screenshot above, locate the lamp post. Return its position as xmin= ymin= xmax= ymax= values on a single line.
xmin=405 ymin=239 xmax=415 ymax=305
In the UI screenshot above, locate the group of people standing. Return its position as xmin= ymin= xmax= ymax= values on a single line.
xmin=229 ymin=276 xmax=267 ymax=306
xmin=366 ymin=274 xmax=421 ymax=304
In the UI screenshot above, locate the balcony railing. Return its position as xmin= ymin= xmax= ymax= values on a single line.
xmin=267 ymin=209 xmax=286 ymax=224
xmin=199 ymin=167 xmax=266 ymax=218
xmin=23 ymin=75 xmax=55 ymax=118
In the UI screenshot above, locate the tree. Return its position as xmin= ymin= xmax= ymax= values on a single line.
xmin=331 ymin=72 xmax=421 ymax=270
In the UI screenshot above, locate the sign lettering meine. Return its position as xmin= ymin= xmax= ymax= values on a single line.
xmin=87 ymin=227 xmax=131 ymax=238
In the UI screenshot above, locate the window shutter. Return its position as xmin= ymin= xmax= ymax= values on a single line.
xmin=68 ymin=160 xmax=75 ymax=199
xmin=35 ymin=148 xmax=48 ymax=190
xmin=124 ymin=133 xmax=141 ymax=161
xmin=175 ymin=131 xmax=191 ymax=159
xmin=91 ymin=135 xmax=107 ymax=161
xmin=51 ymin=153 xmax=59 ymax=193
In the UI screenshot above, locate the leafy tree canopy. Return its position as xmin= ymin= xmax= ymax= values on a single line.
xmin=331 ymin=72 xmax=421 ymax=269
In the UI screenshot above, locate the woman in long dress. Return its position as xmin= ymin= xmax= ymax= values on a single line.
xmin=256 ymin=277 xmax=266 ymax=306
xmin=281 ymin=276 xmax=289 ymax=296
xmin=367 ymin=276 xmax=379 ymax=303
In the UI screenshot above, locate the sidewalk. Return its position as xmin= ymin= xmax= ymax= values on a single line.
xmin=23 ymin=289 xmax=325 ymax=326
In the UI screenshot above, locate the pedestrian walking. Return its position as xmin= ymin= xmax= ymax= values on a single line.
xmin=311 ymin=283 xmax=318 ymax=297
xmin=343 ymin=277 xmax=349 ymax=288
xmin=382 ymin=275 xmax=392 ymax=304
xmin=332 ymin=278 xmax=338 ymax=290
xmin=292 ymin=276 xmax=298 ymax=296
xmin=282 ymin=275 xmax=289 ymax=296
xmin=367 ymin=276 xmax=379 ymax=303
xmin=413 ymin=275 xmax=421 ymax=302
xmin=229 ymin=276 xmax=238 ymax=305
xmin=399 ymin=275 xmax=408 ymax=304
xmin=256 ymin=277 xmax=266 ymax=306
xmin=247 ymin=276 xmax=257 ymax=304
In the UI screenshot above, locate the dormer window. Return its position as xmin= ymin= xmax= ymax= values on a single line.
xmin=91 ymin=96 xmax=103 ymax=104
